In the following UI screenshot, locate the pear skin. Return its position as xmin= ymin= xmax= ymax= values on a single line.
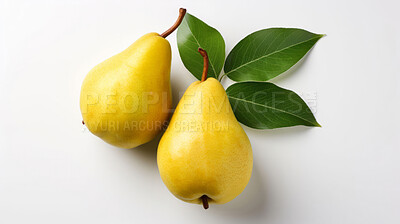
xmin=80 ymin=33 xmax=172 ymax=148
xmin=157 ymin=77 xmax=253 ymax=206
xmin=80 ymin=9 xmax=186 ymax=149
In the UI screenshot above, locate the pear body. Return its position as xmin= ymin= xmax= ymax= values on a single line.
xmin=157 ymin=78 xmax=253 ymax=205
xmin=80 ymin=33 xmax=172 ymax=148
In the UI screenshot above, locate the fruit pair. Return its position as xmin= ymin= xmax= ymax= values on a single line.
xmin=80 ymin=9 xmax=253 ymax=209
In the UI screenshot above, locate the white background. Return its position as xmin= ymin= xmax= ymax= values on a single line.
xmin=1 ymin=0 xmax=399 ymax=223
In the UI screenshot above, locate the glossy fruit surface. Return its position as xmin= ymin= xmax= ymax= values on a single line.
xmin=80 ymin=33 xmax=172 ymax=148
xmin=157 ymin=78 xmax=253 ymax=205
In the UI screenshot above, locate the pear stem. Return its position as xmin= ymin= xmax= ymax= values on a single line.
xmin=160 ymin=8 xmax=186 ymax=38
xmin=201 ymin=195 xmax=209 ymax=209
xmin=82 ymin=120 xmax=85 ymax=125
xmin=198 ymin=48 xmax=209 ymax=82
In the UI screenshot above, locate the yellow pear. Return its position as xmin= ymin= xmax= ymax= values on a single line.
xmin=157 ymin=49 xmax=253 ymax=209
xmin=80 ymin=9 xmax=186 ymax=149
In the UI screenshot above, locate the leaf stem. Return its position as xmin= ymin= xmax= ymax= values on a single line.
xmin=198 ymin=48 xmax=209 ymax=82
xmin=218 ymin=73 xmax=227 ymax=82
xmin=160 ymin=8 xmax=186 ymax=38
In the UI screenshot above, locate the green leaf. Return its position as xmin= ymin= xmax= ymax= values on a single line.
xmin=226 ymin=82 xmax=320 ymax=129
xmin=224 ymin=28 xmax=324 ymax=82
xmin=177 ymin=13 xmax=225 ymax=80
